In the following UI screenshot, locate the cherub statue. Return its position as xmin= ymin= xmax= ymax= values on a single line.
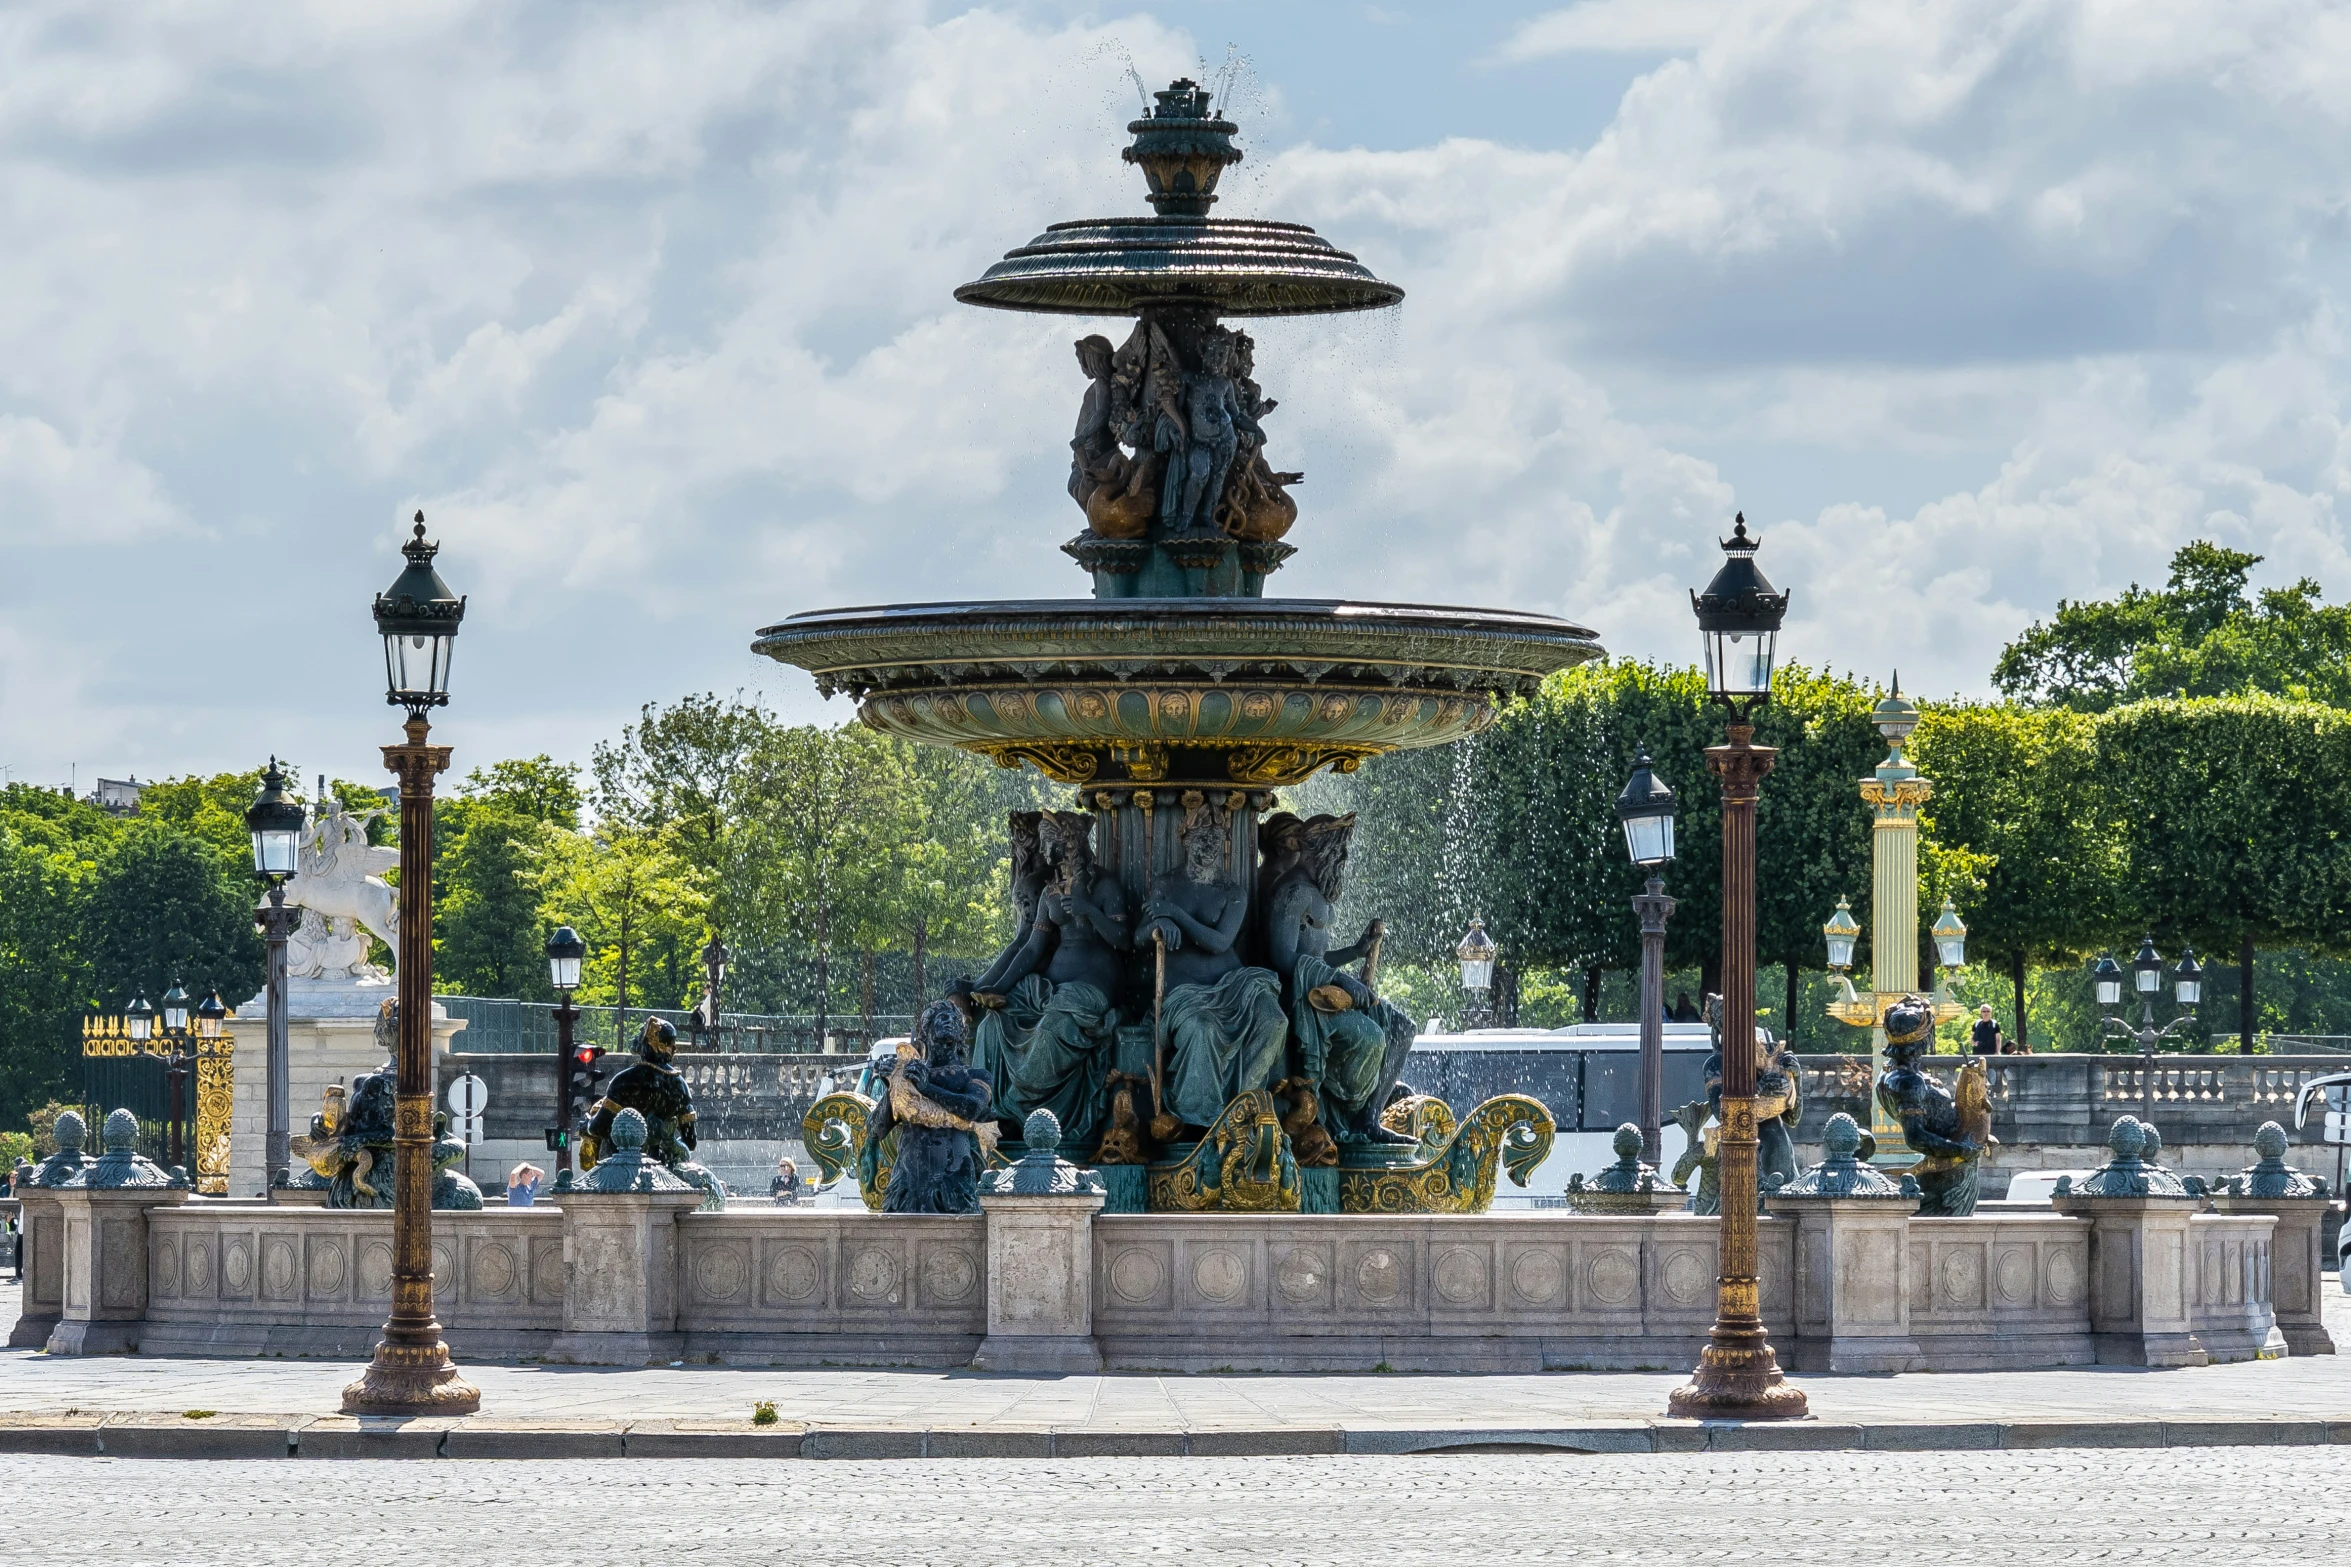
xmin=1164 ymin=332 xmax=1262 ymax=536
xmin=1875 ymin=994 xmax=1994 ymax=1216
xmin=1070 ymin=336 xmax=1155 ymax=538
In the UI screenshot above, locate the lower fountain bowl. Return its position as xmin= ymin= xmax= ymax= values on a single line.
xmin=751 ymin=598 xmax=1604 ymax=786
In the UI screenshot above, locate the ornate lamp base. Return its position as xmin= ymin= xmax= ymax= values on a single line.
xmin=341 ymin=1338 xmax=481 ymax=1415
xmin=1666 ymin=1327 xmax=1809 ymax=1420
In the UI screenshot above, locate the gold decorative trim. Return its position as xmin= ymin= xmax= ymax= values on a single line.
xmin=978 ymin=742 xmax=1102 ymax=783
xmin=1225 ymin=743 xmax=1381 ymax=786
xmin=1146 ymin=1089 xmax=1300 ymax=1211
xmin=1338 ymin=1094 xmax=1554 ymax=1214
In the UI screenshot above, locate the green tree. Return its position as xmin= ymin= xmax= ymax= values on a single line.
xmin=0 ymin=822 xmax=95 ymax=1126
xmin=592 ymin=694 xmax=774 ymax=879
xmin=2092 ymin=696 xmax=2351 ymax=1051
xmin=82 ymin=819 xmax=263 ymax=1013
xmin=535 ymin=825 xmax=709 ymax=1048
xmin=1995 ymin=541 xmax=2351 ymax=712
xmin=433 ymin=758 xmax=586 ymax=1000
xmin=1910 ymin=704 xmax=2124 ymax=1049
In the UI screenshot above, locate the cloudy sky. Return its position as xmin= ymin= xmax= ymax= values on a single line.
xmin=5 ymin=0 xmax=2348 ymax=792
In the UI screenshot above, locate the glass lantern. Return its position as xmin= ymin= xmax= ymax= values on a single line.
xmin=1690 ymin=515 xmax=1790 ymax=705
xmin=2173 ymin=946 xmax=2203 ymax=1008
xmin=194 ymin=990 xmax=227 ymax=1041
xmin=1931 ymin=898 xmax=1968 ymax=969
xmin=161 ymin=981 xmax=191 ymax=1036
xmin=1456 ymin=917 xmax=1497 ymax=994
xmin=126 ymin=995 xmax=153 ymax=1044
xmin=1823 ymin=898 xmax=1861 ymax=972
xmin=245 ymin=758 xmax=306 ymax=881
xmin=545 ymin=926 xmax=586 ymax=993
xmin=1614 ymin=749 xmax=1677 ymax=868
xmin=2092 ymin=953 xmax=2125 ymax=1008
xmin=2133 ymin=935 xmax=2164 ymax=995
xmin=373 ymin=511 xmax=465 ymax=712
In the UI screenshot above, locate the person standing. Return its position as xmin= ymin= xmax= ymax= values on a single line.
xmin=505 ymin=1162 xmax=544 ymax=1207
xmin=1971 ymin=1005 xmax=2002 ymax=1056
xmin=771 ymin=1156 xmax=802 ymax=1206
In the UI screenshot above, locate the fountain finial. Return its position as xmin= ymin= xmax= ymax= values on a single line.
xmin=1124 ymin=78 xmax=1242 ymax=216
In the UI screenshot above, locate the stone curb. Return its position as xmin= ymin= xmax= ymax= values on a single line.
xmin=0 ymin=1415 xmax=2335 ymax=1459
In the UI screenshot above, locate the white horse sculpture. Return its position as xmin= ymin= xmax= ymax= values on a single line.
xmin=286 ymin=802 xmax=403 ymax=977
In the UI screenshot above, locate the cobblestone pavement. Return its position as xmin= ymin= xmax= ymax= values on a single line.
xmin=5 ymin=1448 xmax=2348 ymax=1565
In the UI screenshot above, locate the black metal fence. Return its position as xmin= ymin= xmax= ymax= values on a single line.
xmin=435 ymin=995 xmax=916 ymax=1057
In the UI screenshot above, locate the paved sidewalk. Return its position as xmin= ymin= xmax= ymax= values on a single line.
xmin=4 ymin=1278 xmax=2350 ymax=1458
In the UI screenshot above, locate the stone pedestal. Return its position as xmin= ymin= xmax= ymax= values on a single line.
xmin=2053 ymin=1193 xmax=2208 ymax=1366
xmin=2207 ymin=1194 xmax=2332 ymax=1355
xmin=546 ymin=1190 xmax=703 ymax=1365
xmin=972 ymin=1192 xmax=1104 ymax=1373
xmin=227 ymin=987 xmax=465 ymax=1200
xmin=46 ymin=1187 xmax=187 ymax=1355
xmin=1770 ymin=1195 xmax=1925 ymax=1373
xmin=9 ymin=1191 xmax=62 ymax=1349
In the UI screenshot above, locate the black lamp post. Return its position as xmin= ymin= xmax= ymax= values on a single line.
xmin=1616 ymin=748 xmax=1678 ymax=1168
xmin=2094 ymin=937 xmax=2203 ymax=1124
xmin=546 ymin=925 xmax=585 ymax=1166
xmin=1669 ymin=513 xmax=1807 ymax=1422
xmin=245 ymin=758 xmax=305 ymax=1191
xmin=154 ymin=980 xmax=190 ymax=1172
xmin=344 ymin=511 xmax=478 ymax=1418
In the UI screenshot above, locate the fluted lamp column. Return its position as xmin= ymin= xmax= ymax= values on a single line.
xmin=343 ymin=511 xmax=478 ymax=1417
xmin=1669 ymin=515 xmax=1807 ymax=1421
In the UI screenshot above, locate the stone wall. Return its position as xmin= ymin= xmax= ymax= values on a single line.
xmin=1090 ymin=1214 xmax=1789 ymax=1372
xmin=11 ymin=1189 xmax=2290 ymax=1373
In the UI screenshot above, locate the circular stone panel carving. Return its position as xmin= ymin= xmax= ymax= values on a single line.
xmin=1994 ymin=1247 xmax=2033 ymax=1305
xmin=1192 ymin=1248 xmax=1246 ymax=1304
xmin=1276 ymin=1248 xmax=1326 ymax=1303
xmin=1661 ymin=1249 xmax=1706 ymax=1306
xmin=187 ymin=1241 xmax=212 ymax=1295
xmin=155 ymin=1240 xmax=181 ymax=1299
xmin=1355 ymin=1248 xmax=1402 ymax=1305
xmin=308 ymin=1242 xmax=347 ymax=1299
xmin=2045 ymin=1247 xmax=2083 ymax=1306
xmin=848 ymin=1247 xmax=900 ymax=1302
xmin=1433 ymin=1247 xmax=1487 ymax=1305
xmin=358 ymin=1242 xmax=394 ymax=1298
xmin=223 ymin=1240 xmax=252 ymax=1294
xmin=263 ymin=1240 xmax=297 ymax=1298
xmin=473 ymin=1243 xmax=518 ymax=1299
xmin=695 ymin=1245 xmax=749 ymax=1303
xmin=1510 ymin=1250 xmax=1563 ymax=1306
xmin=1938 ymin=1248 xmax=1983 ymax=1308
xmin=768 ymin=1247 xmax=820 ymax=1303
xmin=1588 ymin=1249 xmax=1641 ymax=1307
xmin=1109 ymin=1248 xmax=1165 ymax=1305
xmin=924 ymin=1248 xmax=978 ymax=1303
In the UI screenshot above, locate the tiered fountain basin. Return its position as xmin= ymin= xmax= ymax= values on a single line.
xmin=753 ymin=597 xmax=1603 ymax=787
xmin=952 ymin=215 xmax=1404 ymax=317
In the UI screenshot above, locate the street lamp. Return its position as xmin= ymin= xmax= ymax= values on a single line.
xmin=1932 ymin=899 xmax=1968 ymax=970
xmin=1823 ymin=898 xmax=1860 ymax=974
xmin=125 ymin=996 xmax=153 ymax=1045
xmin=344 ymin=510 xmax=478 ymax=1418
xmin=1617 ymin=749 xmax=1678 ymax=1167
xmin=2097 ymin=936 xmax=2202 ymax=1125
xmin=1456 ymin=917 xmax=1498 ymax=1028
xmin=1669 ymin=513 xmax=1807 ymax=1422
xmin=167 ymin=989 xmax=226 ymax=1174
xmin=245 ymin=758 xmax=305 ymax=1191
xmin=160 ymin=981 xmax=190 ymax=1038
xmin=546 ymin=925 xmax=586 ymax=1168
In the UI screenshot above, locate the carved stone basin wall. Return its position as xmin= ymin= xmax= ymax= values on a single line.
xmin=753 ymin=597 xmax=1603 ymax=787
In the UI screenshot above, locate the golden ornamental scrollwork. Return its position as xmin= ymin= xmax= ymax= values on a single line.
xmin=195 ymin=1038 xmax=234 ymax=1195
xmin=1224 ymin=743 xmax=1382 ymax=786
xmin=1339 ymin=1094 xmax=1554 ymax=1215
xmin=1378 ymin=1093 xmax=1458 ymax=1147
xmin=978 ymin=742 xmax=1102 ymax=783
xmin=1111 ymin=743 xmax=1169 ymax=781
xmin=1859 ymin=778 xmax=1933 ymax=812
xmin=1147 ymin=1089 xmax=1300 ymax=1212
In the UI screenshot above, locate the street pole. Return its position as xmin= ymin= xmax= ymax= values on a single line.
xmin=553 ymin=992 xmax=579 ymax=1163
xmin=1669 ymin=721 xmax=1807 ymax=1420
xmin=259 ymin=882 xmax=299 ymax=1190
xmin=1633 ymin=874 xmax=1675 ymax=1169
xmin=166 ymin=1048 xmax=187 ymax=1170
xmin=343 ymin=712 xmax=478 ymax=1416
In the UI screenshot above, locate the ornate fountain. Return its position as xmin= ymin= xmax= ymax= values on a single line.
xmin=764 ymin=82 xmax=1599 ymax=1214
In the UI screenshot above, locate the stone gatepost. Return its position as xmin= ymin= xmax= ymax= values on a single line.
xmin=2052 ymin=1116 xmax=2207 ymax=1367
xmin=46 ymin=1110 xmax=187 ymax=1356
xmin=1768 ymin=1113 xmax=1925 ymax=1373
xmin=972 ymin=1110 xmax=1105 ymax=1374
xmin=11 ymin=1189 xmax=63 ymax=1349
xmin=548 ymin=1110 xmax=704 ymax=1366
xmin=2206 ymin=1121 xmax=2335 ymax=1356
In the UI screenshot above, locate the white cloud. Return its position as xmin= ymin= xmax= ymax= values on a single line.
xmin=3 ymin=0 xmax=2350 ymax=783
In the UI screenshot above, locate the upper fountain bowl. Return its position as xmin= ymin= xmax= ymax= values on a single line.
xmin=955 ymin=77 xmax=1401 ymax=319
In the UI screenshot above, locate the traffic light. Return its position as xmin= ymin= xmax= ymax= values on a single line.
xmin=543 ymin=1128 xmax=570 ymax=1153
xmin=566 ymin=1046 xmax=606 ymax=1122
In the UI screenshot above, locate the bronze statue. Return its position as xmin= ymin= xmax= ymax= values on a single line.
xmin=861 ymin=1001 xmax=993 ymax=1213
xmin=582 ymin=1015 xmax=725 ymax=1208
xmin=1259 ymin=813 xmax=1415 ymax=1146
xmin=1142 ymin=793 xmax=1288 ymax=1132
xmin=294 ymin=1068 xmax=396 ymax=1209
xmin=1875 ymin=994 xmax=1992 ymax=1216
xmin=1700 ymin=992 xmax=1801 ymax=1189
xmin=1070 ymin=336 xmax=1153 ymax=538
xmin=967 ymin=811 xmax=1126 ymax=1151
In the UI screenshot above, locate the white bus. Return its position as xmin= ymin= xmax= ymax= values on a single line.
xmin=1398 ymin=1022 xmax=1727 ymax=1207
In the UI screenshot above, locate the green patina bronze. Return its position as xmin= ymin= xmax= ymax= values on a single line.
xmin=754 ymin=83 xmax=1608 ymax=1211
